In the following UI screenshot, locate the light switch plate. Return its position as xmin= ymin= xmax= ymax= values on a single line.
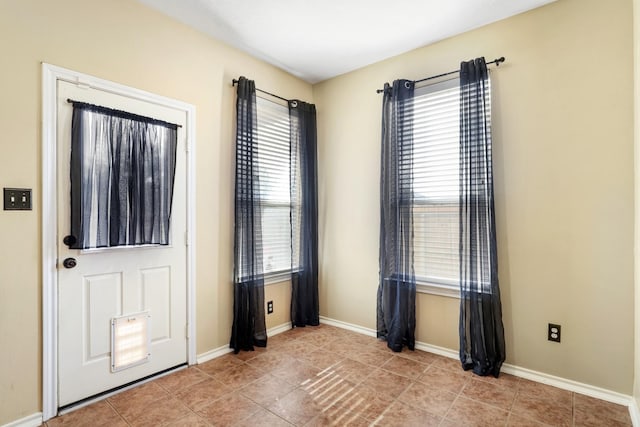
xmin=3 ymin=188 xmax=32 ymax=210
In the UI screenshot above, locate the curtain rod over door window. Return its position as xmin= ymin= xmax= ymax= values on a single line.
xmin=66 ymin=99 xmax=182 ymax=128
xmin=232 ymin=79 xmax=306 ymax=106
xmin=375 ymin=56 xmax=505 ymax=94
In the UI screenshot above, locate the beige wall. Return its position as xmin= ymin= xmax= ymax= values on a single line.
xmin=265 ymin=281 xmax=293 ymax=330
xmin=315 ymin=0 xmax=634 ymax=394
xmin=0 ymin=0 xmax=636 ymax=424
xmin=0 ymin=0 xmax=310 ymax=424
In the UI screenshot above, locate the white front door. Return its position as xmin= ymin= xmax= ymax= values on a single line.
xmin=56 ymin=81 xmax=188 ymax=407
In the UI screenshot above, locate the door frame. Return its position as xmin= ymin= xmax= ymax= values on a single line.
xmin=41 ymin=63 xmax=197 ymax=421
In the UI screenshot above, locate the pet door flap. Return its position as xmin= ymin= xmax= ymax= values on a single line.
xmin=111 ymin=312 xmax=151 ymax=372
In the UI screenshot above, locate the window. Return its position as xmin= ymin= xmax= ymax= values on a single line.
xmin=69 ymin=102 xmax=178 ymax=250
xmin=412 ymin=77 xmax=490 ymax=292
xmin=255 ymin=97 xmax=298 ymax=279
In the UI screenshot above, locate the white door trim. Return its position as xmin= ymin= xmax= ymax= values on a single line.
xmin=41 ymin=63 xmax=197 ymax=421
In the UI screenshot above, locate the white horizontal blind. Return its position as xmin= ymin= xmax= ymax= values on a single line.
xmin=412 ymin=78 xmax=461 ymax=287
xmin=255 ymin=96 xmax=293 ymax=276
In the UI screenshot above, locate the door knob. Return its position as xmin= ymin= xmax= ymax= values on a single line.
xmin=63 ymin=257 xmax=77 ymax=269
xmin=63 ymin=235 xmax=77 ymax=247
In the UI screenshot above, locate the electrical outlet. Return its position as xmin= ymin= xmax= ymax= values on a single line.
xmin=267 ymin=300 xmax=273 ymax=314
xmin=548 ymin=323 xmax=561 ymax=343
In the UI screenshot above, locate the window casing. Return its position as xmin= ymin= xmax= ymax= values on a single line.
xmin=412 ymin=77 xmax=485 ymax=294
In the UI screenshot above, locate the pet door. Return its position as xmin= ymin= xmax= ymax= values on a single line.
xmin=111 ymin=312 xmax=151 ymax=372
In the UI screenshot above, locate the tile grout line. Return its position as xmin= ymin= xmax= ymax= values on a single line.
xmin=168 ymin=374 xmax=214 ymax=427
xmin=104 ymin=399 xmax=132 ymax=426
xmin=441 ymin=372 xmax=466 ymax=426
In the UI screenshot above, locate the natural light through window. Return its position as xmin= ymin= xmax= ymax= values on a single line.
xmin=255 ymin=97 xmax=296 ymax=278
xmin=412 ymin=78 xmax=461 ymax=289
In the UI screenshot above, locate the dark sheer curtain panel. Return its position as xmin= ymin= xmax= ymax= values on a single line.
xmin=458 ymin=58 xmax=506 ymax=377
xmin=69 ymin=102 xmax=177 ymax=249
xmin=377 ymin=79 xmax=417 ymax=352
xmin=289 ymin=100 xmax=319 ymax=327
xmin=231 ymin=76 xmax=267 ymax=353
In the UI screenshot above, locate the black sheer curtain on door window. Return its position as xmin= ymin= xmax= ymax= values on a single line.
xmin=69 ymin=101 xmax=178 ymax=250
xmin=289 ymin=100 xmax=319 ymax=327
xmin=231 ymin=76 xmax=267 ymax=353
xmin=377 ymin=79 xmax=417 ymax=352
xmin=458 ymin=58 xmax=505 ymax=377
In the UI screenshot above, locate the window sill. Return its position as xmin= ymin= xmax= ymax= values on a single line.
xmin=416 ymin=281 xmax=460 ymax=299
xmin=237 ymin=270 xmax=297 ymax=286
xmin=264 ymin=270 xmax=293 ymax=286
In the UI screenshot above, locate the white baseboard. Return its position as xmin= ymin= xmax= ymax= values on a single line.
xmin=319 ymin=316 xmax=376 ymax=337
xmin=414 ymin=341 xmax=458 ymax=359
xmin=629 ymin=397 xmax=640 ymax=426
xmin=196 ymin=322 xmax=293 ymax=365
xmin=268 ymin=322 xmax=293 ymax=336
xmin=412 ymin=340 xmax=632 ymax=407
xmin=196 ymin=345 xmax=234 ymax=364
xmin=320 ymin=316 xmax=638 ymax=425
xmin=1 ymin=413 xmax=42 ymax=427
xmin=500 ymin=363 xmax=632 ymax=407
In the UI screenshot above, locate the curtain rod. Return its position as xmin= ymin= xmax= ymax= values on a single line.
xmin=231 ymin=79 xmax=292 ymax=103
xmin=66 ymin=99 xmax=183 ymax=128
xmin=375 ymin=56 xmax=505 ymax=94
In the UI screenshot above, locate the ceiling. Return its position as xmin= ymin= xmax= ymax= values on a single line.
xmin=137 ymin=0 xmax=556 ymax=84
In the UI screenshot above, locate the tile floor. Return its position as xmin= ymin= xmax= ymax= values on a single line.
xmin=45 ymin=324 xmax=632 ymax=426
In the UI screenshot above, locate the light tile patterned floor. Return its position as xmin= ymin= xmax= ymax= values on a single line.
xmin=46 ymin=324 xmax=632 ymax=426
